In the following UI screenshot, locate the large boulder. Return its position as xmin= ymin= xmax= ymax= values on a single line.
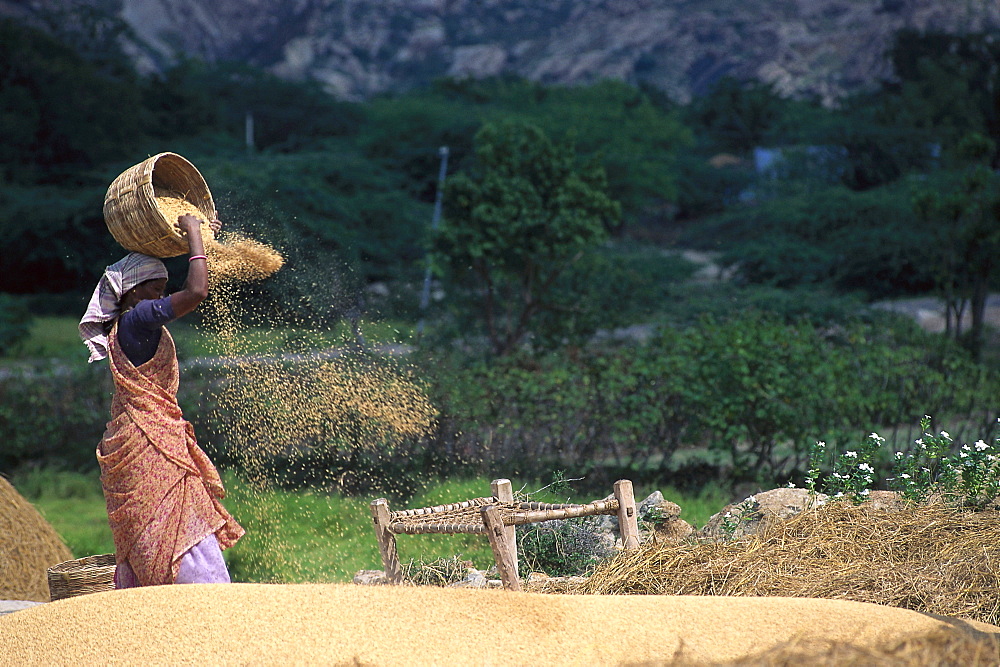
xmin=700 ymin=487 xmax=829 ymax=540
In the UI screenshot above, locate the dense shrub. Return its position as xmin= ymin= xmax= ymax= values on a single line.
xmin=425 ymin=312 xmax=1000 ymax=486
xmin=0 ymin=294 xmax=33 ymax=356
xmin=682 ymin=183 xmax=935 ymax=299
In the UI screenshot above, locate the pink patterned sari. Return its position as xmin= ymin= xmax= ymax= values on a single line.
xmin=97 ymin=321 xmax=244 ymax=586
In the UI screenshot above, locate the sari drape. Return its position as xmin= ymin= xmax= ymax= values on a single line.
xmin=98 ymin=321 xmax=244 ymax=586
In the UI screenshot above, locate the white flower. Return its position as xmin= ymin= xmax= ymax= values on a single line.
xmin=816 ymin=441 xmax=826 ymax=449
xmin=915 ymin=438 xmax=924 ymax=447
xmin=895 ymin=452 xmax=904 ymax=459
xmin=845 ymin=451 xmax=858 ymax=458
xmin=787 ymin=482 xmax=796 ymax=488
xmin=869 ymin=433 xmax=885 ymax=443
xmin=859 ymin=463 xmax=874 ymax=473
xmin=746 ymin=495 xmax=757 ymax=504
xmin=960 ymin=451 xmax=969 ymax=458
xmin=975 ymin=440 xmax=989 ymax=452
xmin=901 ymin=473 xmax=911 ymax=479
xmin=859 ymin=488 xmax=870 ymax=496
xmin=940 ymin=430 xmax=952 ymax=441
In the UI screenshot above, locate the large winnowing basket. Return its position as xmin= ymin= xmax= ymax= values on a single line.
xmin=103 ymin=152 xmax=216 ymax=258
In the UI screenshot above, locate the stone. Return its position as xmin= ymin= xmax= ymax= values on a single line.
xmin=353 ymin=570 xmax=388 ymax=586
xmin=700 ymin=487 xmax=828 ymax=540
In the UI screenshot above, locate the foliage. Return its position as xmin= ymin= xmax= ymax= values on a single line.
xmin=516 ymin=519 xmax=615 ymax=577
xmin=434 ymin=120 xmax=620 ymax=354
xmin=683 ymin=183 xmax=935 ymax=299
xmin=884 ymin=29 xmax=1000 ymax=163
xmin=151 ymin=61 xmax=364 ymax=152
xmin=200 ymin=145 xmax=431 ymax=290
xmin=365 ymin=76 xmax=691 ymax=222
xmin=0 ymin=294 xmax=33 ymax=356
xmin=427 ymin=311 xmax=1000 ymax=485
xmin=683 ymin=77 xmax=820 ymax=155
xmin=0 ymin=19 xmax=149 ymax=184
xmin=0 ymin=362 xmax=112 ymax=472
xmin=911 ymin=151 xmax=1000 ymax=360
xmin=807 ymin=415 xmax=1000 ymax=509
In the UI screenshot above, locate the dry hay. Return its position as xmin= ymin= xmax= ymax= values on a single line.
xmin=580 ymin=501 xmax=1000 ymax=627
xmin=2 ymin=583 xmax=998 ymax=665
xmin=0 ymin=476 xmax=73 ymax=602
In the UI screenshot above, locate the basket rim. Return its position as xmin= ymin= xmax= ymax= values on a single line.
xmin=47 ymin=553 xmax=117 ymax=575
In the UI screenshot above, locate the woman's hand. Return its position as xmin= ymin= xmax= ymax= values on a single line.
xmin=175 ymin=214 xmax=204 ymax=237
xmin=209 ymin=218 xmax=223 ymax=236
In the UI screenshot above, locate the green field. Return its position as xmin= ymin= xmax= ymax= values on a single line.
xmin=13 ymin=469 xmax=729 ymax=583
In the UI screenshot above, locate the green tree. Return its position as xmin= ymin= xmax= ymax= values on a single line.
xmin=434 ymin=121 xmax=620 ymax=355
xmin=885 ymin=29 xmax=1000 ymax=164
xmin=913 ymin=133 xmax=1000 ymax=360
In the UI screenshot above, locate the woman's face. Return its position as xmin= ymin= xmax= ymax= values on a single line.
xmin=122 ymin=278 xmax=167 ymax=309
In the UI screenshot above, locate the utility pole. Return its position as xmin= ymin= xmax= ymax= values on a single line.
xmin=416 ymin=146 xmax=449 ymax=339
xmin=245 ymin=111 xmax=255 ymax=154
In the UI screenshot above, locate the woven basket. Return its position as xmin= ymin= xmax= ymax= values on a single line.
xmin=47 ymin=553 xmax=117 ymax=601
xmin=104 ymin=152 xmax=216 ymax=258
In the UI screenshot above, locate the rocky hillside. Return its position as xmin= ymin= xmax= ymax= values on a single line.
xmin=5 ymin=0 xmax=1000 ymax=104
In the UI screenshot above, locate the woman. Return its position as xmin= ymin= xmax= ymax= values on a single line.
xmin=79 ymin=214 xmax=244 ymax=587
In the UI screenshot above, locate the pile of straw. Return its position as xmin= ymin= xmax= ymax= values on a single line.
xmin=580 ymin=501 xmax=1000 ymax=627
xmin=0 ymin=477 xmax=72 ymax=601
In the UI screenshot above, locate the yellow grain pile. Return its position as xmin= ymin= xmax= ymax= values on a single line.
xmin=154 ymin=186 xmax=208 ymax=227
xmin=1 ymin=584 xmax=997 ymax=665
xmin=580 ymin=501 xmax=1000 ymax=627
xmin=154 ymin=187 xmax=284 ymax=283
xmin=0 ymin=477 xmax=72 ymax=602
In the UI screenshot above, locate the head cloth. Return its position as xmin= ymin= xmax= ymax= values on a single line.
xmin=79 ymin=252 xmax=168 ymax=362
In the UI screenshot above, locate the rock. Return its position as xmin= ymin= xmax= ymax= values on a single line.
xmin=866 ymin=489 xmax=907 ymax=511
xmin=353 ymin=570 xmax=388 ymax=586
xmin=652 ymin=517 xmax=695 ymax=543
xmin=9 ymin=1 xmax=999 ymax=104
xmin=700 ymin=487 xmax=828 ymax=540
xmin=446 ymin=569 xmax=489 ymax=589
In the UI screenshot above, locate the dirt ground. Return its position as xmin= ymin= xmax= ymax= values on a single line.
xmin=2 ymin=583 xmax=998 ymax=665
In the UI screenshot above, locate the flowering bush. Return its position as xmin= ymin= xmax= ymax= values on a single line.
xmin=807 ymin=415 xmax=1000 ymax=507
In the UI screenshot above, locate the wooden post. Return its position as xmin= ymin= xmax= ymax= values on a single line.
xmin=491 ymin=478 xmax=518 ymax=579
xmin=613 ymin=480 xmax=640 ymax=550
xmin=370 ymin=498 xmax=402 ymax=584
xmin=481 ymin=505 xmax=521 ymax=591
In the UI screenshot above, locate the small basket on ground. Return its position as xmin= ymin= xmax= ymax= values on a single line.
xmin=47 ymin=553 xmax=117 ymax=601
xmin=104 ymin=152 xmax=217 ymax=258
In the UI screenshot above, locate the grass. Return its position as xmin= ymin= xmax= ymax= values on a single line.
xmin=5 ymin=316 xmax=415 ymax=363
xmin=7 ymin=317 xmax=86 ymax=361
xmin=12 ymin=468 xmax=732 ymax=584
